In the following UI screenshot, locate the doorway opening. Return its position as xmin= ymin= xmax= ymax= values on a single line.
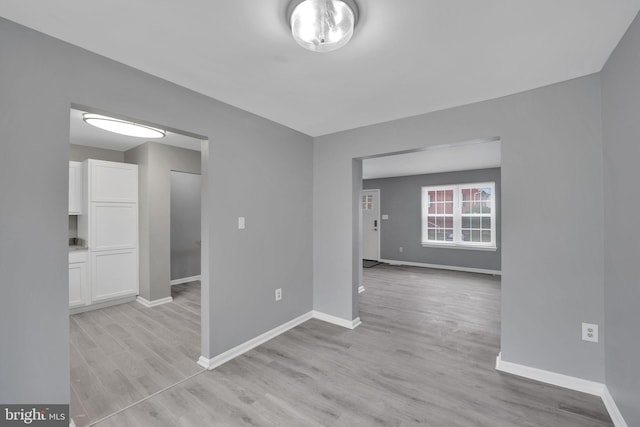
xmin=356 ymin=137 xmax=502 ymax=294
xmin=67 ymin=105 xmax=208 ymax=427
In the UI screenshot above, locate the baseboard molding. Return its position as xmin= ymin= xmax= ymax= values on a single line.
xmin=197 ymin=311 xmax=314 ymax=370
xmin=170 ymin=275 xmax=201 ymax=286
xmin=601 ymin=386 xmax=629 ymax=427
xmin=495 ymin=352 xmax=604 ymax=395
xmin=136 ymin=296 xmax=173 ymax=308
xmin=69 ymin=295 xmax=136 ymax=315
xmin=197 ymin=309 xmax=364 ymax=370
xmin=197 ymin=356 xmax=214 ymax=370
xmin=380 ymin=258 xmax=501 ymax=276
xmin=495 ymin=353 xmax=628 ymax=427
xmin=313 ymin=311 xmax=362 ymax=330
xmin=358 ymin=286 xmax=365 ymax=294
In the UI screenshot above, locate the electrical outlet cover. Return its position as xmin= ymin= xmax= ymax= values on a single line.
xmin=582 ymin=323 xmax=598 ymax=343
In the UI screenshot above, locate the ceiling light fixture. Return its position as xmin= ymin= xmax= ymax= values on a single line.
xmin=82 ymin=113 xmax=166 ymax=138
xmin=287 ymin=0 xmax=358 ymax=52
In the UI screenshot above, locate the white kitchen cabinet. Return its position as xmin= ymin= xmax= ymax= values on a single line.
xmin=75 ymin=159 xmax=139 ymax=309
xmin=69 ymin=251 xmax=89 ymax=308
xmin=68 ymin=161 xmax=83 ymax=214
xmin=90 ymin=249 xmax=138 ymax=302
xmin=89 ymin=160 xmax=138 ymax=203
xmin=90 ymin=203 xmax=138 ymax=251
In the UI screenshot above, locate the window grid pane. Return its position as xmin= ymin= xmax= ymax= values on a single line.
xmin=423 ymin=183 xmax=495 ymax=246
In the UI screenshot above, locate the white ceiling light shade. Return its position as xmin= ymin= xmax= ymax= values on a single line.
xmin=288 ymin=0 xmax=358 ymax=52
xmin=82 ymin=113 xmax=166 ymax=138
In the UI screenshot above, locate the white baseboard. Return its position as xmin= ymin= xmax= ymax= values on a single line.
xmin=170 ymin=275 xmax=201 ymax=286
xmin=197 ymin=309 xmax=364 ymax=370
xmin=197 ymin=355 xmax=214 ymax=370
xmin=380 ymin=258 xmax=501 ymax=276
xmin=602 ymin=386 xmax=629 ymax=427
xmin=197 ymin=311 xmax=314 ymax=370
xmin=495 ymin=352 xmax=604 ymax=395
xmin=313 ymin=311 xmax=362 ymax=330
xmin=495 ymin=352 xmax=628 ymax=427
xmin=69 ymin=295 xmax=136 ymax=315
xmin=358 ymin=286 xmax=365 ymax=294
xmin=136 ymin=296 xmax=173 ymax=308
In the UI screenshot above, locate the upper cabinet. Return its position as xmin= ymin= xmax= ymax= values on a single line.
xmin=68 ymin=161 xmax=83 ymax=214
xmin=89 ymin=160 xmax=138 ymax=203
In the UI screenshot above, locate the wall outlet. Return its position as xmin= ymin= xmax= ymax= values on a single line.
xmin=399 ymin=246 xmax=403 ymax=253
xmin=275 ymin=288 xmax=282 ymax=301
xmin=382 ymin=214 xmax=389 ymax=220
xmin=238 ymin=217 xmax=245 ymax=230
xmin=582 ymin=323 xmax=598 ymax=343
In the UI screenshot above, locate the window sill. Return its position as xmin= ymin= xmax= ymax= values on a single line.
xmin=421 ymin=243 xmax=498 ymax=251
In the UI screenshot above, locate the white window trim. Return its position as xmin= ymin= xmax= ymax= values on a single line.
xmin=421 ymin=182 xmax=497 ymax=250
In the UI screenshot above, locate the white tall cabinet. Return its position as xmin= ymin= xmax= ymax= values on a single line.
xmin=77 ymin=160 xmax=139 ymax=307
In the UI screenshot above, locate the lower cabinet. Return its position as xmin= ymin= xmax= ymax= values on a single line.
xmin=69 ymin=249 xmax=138 ymax=309
xmin=91 ymin=249 xmax=138 ymax=302
xmin=69 ymin=251 xmax=88 ymax=308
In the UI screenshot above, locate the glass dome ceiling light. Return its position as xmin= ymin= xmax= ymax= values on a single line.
xmin=83 ymin=113 xmax=166 ymax=138
xmin=287 ymin=0 xmax=359 ymax=52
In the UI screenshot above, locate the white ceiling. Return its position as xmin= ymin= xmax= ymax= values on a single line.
xmin=3 ymin=1 xmax=640 ymax=137
xmin=70 ymin=108 xmax=202 ymax=152
xmin=363 ymin=139 xmax=501 ymax=179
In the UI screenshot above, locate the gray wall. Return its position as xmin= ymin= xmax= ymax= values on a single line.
xmin=125 ymin=142 xmax=202 ymax=301
xmin=314 ymin=75 xmax=605 ymax=382
xmin=0 ymin=18 xmax=313 ymax=405
xmin=601 ymin=11 xmax=640 ymax=426
xmin=364 ymin=168 xmax=501 ymax=272
xmin=170 ymin=171 xmax=202 ymax=281
xmin=69 ymin=143 xmax=124 ymax=162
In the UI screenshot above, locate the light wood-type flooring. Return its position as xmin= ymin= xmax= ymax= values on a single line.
xmin=70 ymin=282 xmax=202 ymax=427
xmin=71 ymin=266 xmax=613 ymax=426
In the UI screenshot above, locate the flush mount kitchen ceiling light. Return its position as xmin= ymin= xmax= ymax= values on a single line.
xmin=82 ymin=113 xmax=166 ymax=138
xmin=287 ymin=0 xmax=358 ymax=52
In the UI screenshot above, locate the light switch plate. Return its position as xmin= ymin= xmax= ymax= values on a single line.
xmin=238 ymin=217 xmax=245 ymax=230
xmin=382 ymin=214 xmax=389 ymax=220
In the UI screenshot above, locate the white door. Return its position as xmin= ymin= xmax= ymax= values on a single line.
xmin=362 ymin=189 xmax=380 ymax=261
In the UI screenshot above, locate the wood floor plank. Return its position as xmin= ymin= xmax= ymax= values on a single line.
xmin=80 ymin=266 xmax=612 ymax=427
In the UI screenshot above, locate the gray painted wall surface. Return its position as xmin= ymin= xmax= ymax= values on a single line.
xmin=171 ymin=171 xmax=202 ymax=281
xmin=314 ymin=75 xmax=605 ymax=382
xmin=0 ymin=18 xmax=313 ymax=404
xmin=69 ymin=143 xmax=124 ymax=162
xmin=123 ymin=143 xmax=152 ymax=301
xmin=125 ymin=142 xmax=201 ymax=301
xmin=364 ymin=168 xmax=501 ymax=271
xmin=601 ymin=11 xmax=640 ymax=426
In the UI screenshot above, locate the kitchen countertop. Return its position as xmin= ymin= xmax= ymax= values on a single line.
xmin=69 ymin=246 xmax=88 ymax=252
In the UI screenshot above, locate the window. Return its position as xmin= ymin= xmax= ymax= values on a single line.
xmin=421 ymin=182 xmax=496 ymax=250
xmin=362 ymin=194 xmax=373 ymax=210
